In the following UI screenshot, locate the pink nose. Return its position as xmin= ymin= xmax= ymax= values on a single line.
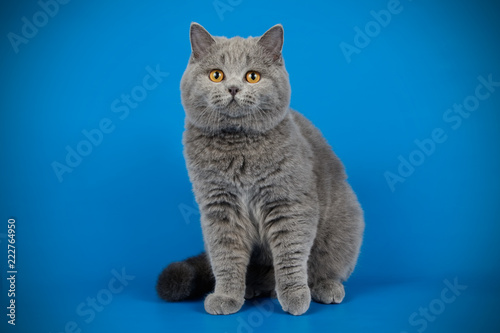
xmin=228 ymin=87 xmax=239 ymax=96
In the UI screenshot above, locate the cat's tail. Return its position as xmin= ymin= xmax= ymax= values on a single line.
xmin=156 ymin=252 xmax=214 ymax=302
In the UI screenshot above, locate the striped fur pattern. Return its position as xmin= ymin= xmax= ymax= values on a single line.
xmin=156 ymin=23 xmax=364 ymax=316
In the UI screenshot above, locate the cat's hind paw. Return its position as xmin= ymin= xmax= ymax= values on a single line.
xmin=204 ymin=293 xmax=244 ymax=315
xmin=311 ymin=280 xmax=345 ymax=304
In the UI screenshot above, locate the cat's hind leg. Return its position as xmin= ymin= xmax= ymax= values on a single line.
xmin=310 ymin=279 xmax=345 ymax=304
xmin=308 ymin=186 xmax=364 ymax=305
xmin=307 ymin=237 xmax=355 ymax=305
xmin=307 ymin=225 xmax=361 ymax=305
xmin=308 ymin=252 xmax=348 ymax=304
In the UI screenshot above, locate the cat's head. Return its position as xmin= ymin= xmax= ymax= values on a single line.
xmin=180 ymin=23 xmax=291 ymax=134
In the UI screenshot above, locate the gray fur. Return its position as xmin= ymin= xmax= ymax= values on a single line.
xmin=178 ymin=23 xmax=364 ymax=316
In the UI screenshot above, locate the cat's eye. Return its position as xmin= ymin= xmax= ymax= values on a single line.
xmin=209 ymin=69 xmax=224 ymax=82
xmin=246 ymin=71 xmax=261 ymax=83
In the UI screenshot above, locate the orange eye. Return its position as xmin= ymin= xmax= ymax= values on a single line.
xmin=209 ymin=69 xmax=224 ymax=82
xmin=246 ymin=71 xmax=261 ymax=83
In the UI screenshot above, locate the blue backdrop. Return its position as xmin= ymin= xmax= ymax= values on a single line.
xmin=1 ymin=0 xmax=499 ymax=332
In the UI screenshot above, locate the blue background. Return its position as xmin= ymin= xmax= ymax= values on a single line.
xmin=1 ymin=0 xmax=499 ymax=332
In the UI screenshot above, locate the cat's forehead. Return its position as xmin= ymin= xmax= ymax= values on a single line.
xmin=203 ymin=36 xmax=270 ymax=69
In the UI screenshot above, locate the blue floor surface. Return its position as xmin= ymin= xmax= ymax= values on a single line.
xmin=5 ymin=273 xmax=500 ymax=332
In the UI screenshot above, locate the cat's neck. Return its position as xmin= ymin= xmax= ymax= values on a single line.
xmin=184 ymin=113 xmax=293 ymax=149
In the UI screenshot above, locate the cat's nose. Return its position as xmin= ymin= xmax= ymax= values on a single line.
xmin=228 ymin=86 xmax=239 ymax=97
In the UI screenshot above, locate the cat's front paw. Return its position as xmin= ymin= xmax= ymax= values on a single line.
xmin=311 ymin=280 xmax=345 ymax=304
xmin=278 ymin=285 xmax=311 ymax=316
xmin=204 ymin=293 xmax=244 ymax=315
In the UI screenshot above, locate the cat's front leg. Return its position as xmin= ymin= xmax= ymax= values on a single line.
xmin=264 ymin=199 xmax=318 ymax=316
xmin=199 ymin=189 xmax=253 ymax=315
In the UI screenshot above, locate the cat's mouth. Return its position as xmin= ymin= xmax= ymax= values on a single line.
xmin=218 ymin=98 xmax=251 ymax=118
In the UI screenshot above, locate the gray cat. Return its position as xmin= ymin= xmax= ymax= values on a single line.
xmin=156 ymin=23 xmax=364 ymax=316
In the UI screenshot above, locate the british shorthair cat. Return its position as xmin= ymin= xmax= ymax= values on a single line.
xmin=156 ymin=23 xmax=364 ymax=316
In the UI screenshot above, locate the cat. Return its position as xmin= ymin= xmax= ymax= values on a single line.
xmin=156 ymin=23 xmax=364 ymax=316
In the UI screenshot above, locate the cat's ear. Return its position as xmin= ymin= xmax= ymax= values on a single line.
xmin=258 ymin=24 xmax=284 ymax=61
xmin=190 ymin=22 xmax=215 ymax=60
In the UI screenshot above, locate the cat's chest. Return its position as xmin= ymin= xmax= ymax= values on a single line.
xmin=202 ymin=141 xmax=273 ymax=182
xmin=185 ymin=130 xmax=287 ymax=187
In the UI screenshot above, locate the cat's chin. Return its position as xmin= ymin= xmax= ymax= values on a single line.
xmin=219 ymin=111 xmax=248 ymax=119
xmin=218 ymin=103 xmax=252 ymax=119
xmin=187 ymin=104 xmax=288 ymax=135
